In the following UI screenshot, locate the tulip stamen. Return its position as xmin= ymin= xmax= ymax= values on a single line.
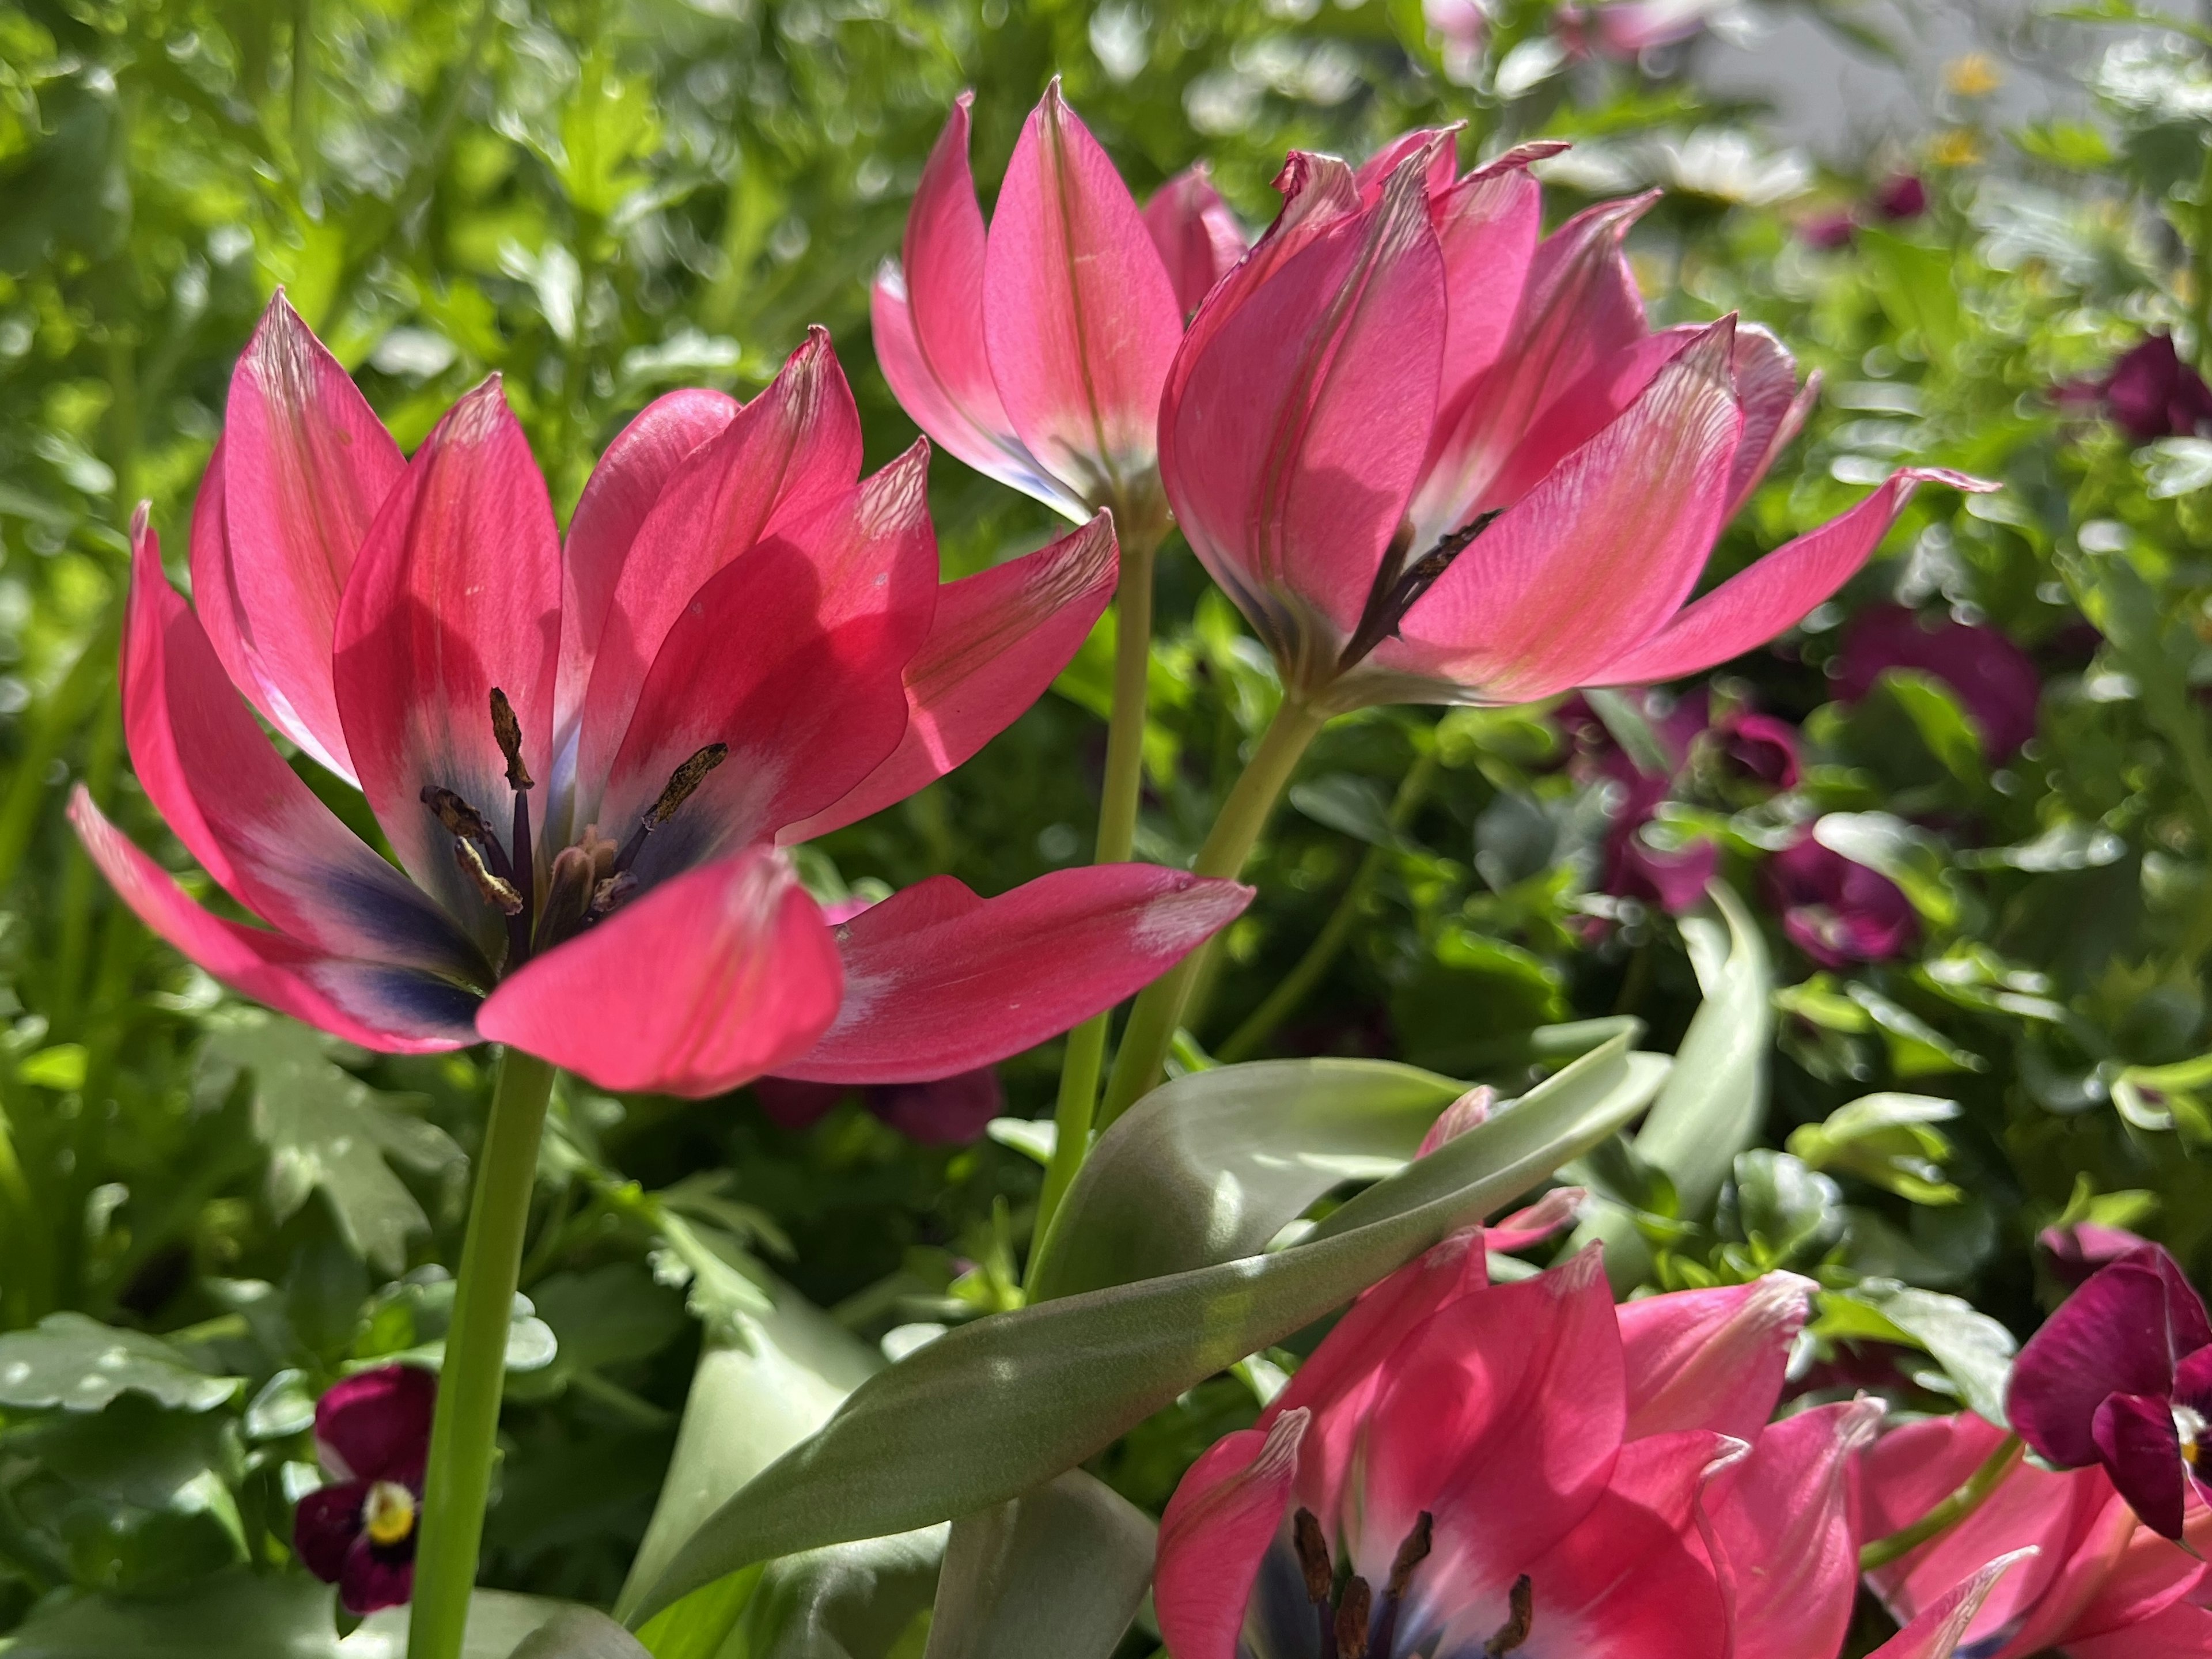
xmin=1483 ymin=1574 xmax=1533 ymax=1657
xmin=612 ymin=744 xmax=730 ymax=876
xmin=1368 ymin=1510 xmax=1433 ymax=1659
xmin=1338 ymin=510 xmax=1503 ymax=671
xmin=1334 ymin=1577 xmax=1372 ymax=1659
xmin=453 ymin=836 xmax=523 ymax=916
xmin=489 ymin=688 xmax=535 ymax=967
xmin=1293 ymin=1508 xmax=1342 ymax=1659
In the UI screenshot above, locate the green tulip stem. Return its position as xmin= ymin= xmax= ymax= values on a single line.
xmin=1037 ymin=526 xmax=1161 ymax=1259
xmin=1857 ymin=1432 xmax=2023 ymax=1572
xmin=1217 ymin=744 xmax=1438 ymax=1063
xmin=1096 ymin=695 xmax=1330 ymax=1129
xmin=407 ymin=1047 xmax=558 ymax=1659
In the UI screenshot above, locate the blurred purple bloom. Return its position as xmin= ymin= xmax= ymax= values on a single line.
xmin=293 ymin=1366 xmax=434 ymax=1614
xmin=2006 ymin=1241 xmax=2212 ymax=1540
xmin=1765 ymin=832 xmax=1916 ymax=968
xmin=1601 ymin=771 xmax=1720 ymax=915
xmin=1836 ymin=603 xmax=2041 ymax=757
xmin=755 ymin=1066 xmax=1006 ymax=1146
xmin=1870 ymin=174 xmax=1929 ymax=221
xmin=1712 ymin=709 xmax=1801 ymax=789
xmin=2040 ymin=1221 xmax=2154 ymax=1290
xmin=2100 ymin=334 xmax=2212 ymax=444
xmin=1557 ymin=0 xmax=1727 ymax=55
xmin=1797 ymin=210 xmax=1857 ymax=251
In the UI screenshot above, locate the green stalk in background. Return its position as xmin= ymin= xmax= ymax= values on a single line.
xmin=1858 ymin=1434 xmax=2022 ymax=1571
xmin=1096 ymin=696 xmax=1330 ymax=1128
xmin=407 ymin=1049 xmax=558 ymax=1659
xmin=1215 ymin=744 xmax=1438 ymax=1064
xmin=1035 ymin=528 xmax=1162 ymax=1254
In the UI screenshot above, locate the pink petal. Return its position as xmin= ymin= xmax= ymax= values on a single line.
xmin=556 ymin=388 xmax=739 ymax=769
xmin=475 ymin=846 xmax=842 ymax=1097
xmin=1618 ymin=1272 xmax=1815 ymax=1441
xmin=1408 ymin=192 xmax=1654 ymax=551
xmin=775 ymin=865 xmax=1251 ymax=1084
xmin=573 ymin=330 xmax=865 ymax=819
xmin=1143 ymin=164 xmax=1247 ymax=316
xmin=1269 ymin=1227 xmax=1492 ymax=1529
xmin=1427 ymin=1429 xmax=1734 ymax=1659
xmin=1353 ymin=126 xmax=1462 ymax=202
xmin=597 ymin=442 xmax=939 ymax=869
xmin=1707 ymin=1398 xmax=1884 ymax=1659
xmin=192 ymin=293 xmax=406 ymax=783
xmin=123 ymin=513 xmax=486 ymax=982
xmin=983 ymin=80 xmax=1184 ymax=511
xmin=1867 ymin=1551 xmax=2043 ymax=1659
xmin=1382 ymin=319 xmax=1743 ymax=702
xmin=2066 ymin=1600 xmax=2212 ymax=1659
xmin=2065 ymin=1495 xmax=2212 ymax=1642
xmin=1159 ymin=153 xmax=1448 ymax=673
xmin=68 ymin=787 xmax=478 ymax=1052
xmin=1429 ymin=154 xmax=1546 ymax=432
xmin=873 ymin=96 xmax=1080 ymax=516
xmin=332 ymin=379 xmax=562 ymax=939
xmin=1351 ymin=1248 xmax=1623 ymax=1597
xmin=1155 ymin=1409 xmax=1310 ymax=1659
xmin=1588 ymin=468 xmax=1998 ymax=685
xmin=783 ymin=511 xmax=1119 ymax=843
xmin=316 ymin=1363 xmax=436 ymax=1484
xmin=1724 ymin=324 xmax=1819 ymax=518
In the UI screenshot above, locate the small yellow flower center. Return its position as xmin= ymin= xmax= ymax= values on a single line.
xmin=361 ymin=1479 xmax=417 ymax=1548
xmin=2178 ymin=1406 xmax=2204 ymax=1466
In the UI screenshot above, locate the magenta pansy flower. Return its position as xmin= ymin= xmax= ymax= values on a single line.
xmin=1153 ymin=1228 xmax=1870 ymax=1659
xmin=1836 ymin=603 xmax=2041 ymax=758
xmin=73 ymin=297 xmax=1250 ymax=1099
xmin=1872 ymin=175 xmax=1930 ymax=221
xmin=1154 ymin=128 xmax=1991 ymax=713
xmin=2040 ymin=1221 xmax=2154 ymax=1290
xmin=2100 ymin=334 xmax=2212 ymax=445
xmin=1766 ymin=831 xmax=1918 ymax=968
xmin=1862 ymin=1410 xmax=2212 ymax=1656
xmin=2006 ymin=1242 xmax=2212 ymax=1541
xmin=753 ymin=1066 xmax=1003 ymax=1146
xmin=293 ymin=1366 xmax=435 ymax=1614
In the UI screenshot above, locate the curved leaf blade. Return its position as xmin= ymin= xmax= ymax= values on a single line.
xmin=921 ymin=1472 xmax=1153 ymax=1659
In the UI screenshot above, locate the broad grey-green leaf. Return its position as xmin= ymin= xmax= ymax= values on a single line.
xmin=618 ymin=1277 xmax=882 ymax=1632
xmin=631 ymin=1035 xmax=1666 ymax=1624
xmin=202 ymin=1013 xmax=464 ymax=1275
xmin=0 ymin=1313 xmax=240 ymax=1413
xmin=1863 ymin=1281 xmax=2017 ymax=1427
xmin=1289 ymin=774 xmax=1406 ymax=850
xmin=509 ymin=1609 xmax=652 ymax=1659
xmin=1028 ymin=1059 xmax=1467 ymax=1302
xmin=0 ymin=1570 xmax=569 ymax=1657
xmin=721 ymin=1530 xmax=942 ymax=1659
xmin=922 ymin=1472 xmax=1153 ymax=1659
xmin=1632 ymin=880 xmax=1772 ymax=1218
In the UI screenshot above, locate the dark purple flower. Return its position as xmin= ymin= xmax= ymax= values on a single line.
xmin=293 ymin=1365 xmax=435 ymax=1614
xmin=1835 ymin=603 xmax=2041 ymax=757
xmin=2006 ymin=1243 xmax=2212 ymax=1540
xmin=1599 ymin=771 xmax=1718 ymax=915
xmin=1870 ymin=174 xmax=1929 ymax=221
xmin=2101 ymin=334 xmax=2212 ymax=444
xmin=1797 ymin=210 xmax=1857 ymax=251
xmin=755 ymin=1066 xmax=1005 ymax=1146
xmin=2040 ymin=1221 xmax=2153 ymax=1290
xmin=1711 ymin=709 xmax=1801 ymax=790
xmin=1764 ymin=832 xmax=1916 ymax=968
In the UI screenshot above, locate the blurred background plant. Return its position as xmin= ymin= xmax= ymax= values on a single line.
xmin=5 ymin=0 xmax=2212 ymax=1649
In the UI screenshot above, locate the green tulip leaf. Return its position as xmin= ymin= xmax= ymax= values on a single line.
xmin=630 ymin=1033 xmax=1666 ymax=1625
xmin=922 ymin=1472 xmax=1154 ymax=1659
xmin=509 ymin=1609 xmax=653 ymax=1659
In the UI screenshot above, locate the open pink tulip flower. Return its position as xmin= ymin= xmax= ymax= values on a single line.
xmin=1153 ymin=1223 xmax=1868 ymax=1659
xmin=73 ymin=294 xmax=1251 ymax=1099
xmin=2005 ymin=1241 xmax=2212 ymax=1541
xmin=1157 ymin=132 xmax=1995 ymax=714
xmin=1861 ymin=1411 xmax=2212 ymax=1657
xmin=874 ymin=81 xmax=1240 ymax=536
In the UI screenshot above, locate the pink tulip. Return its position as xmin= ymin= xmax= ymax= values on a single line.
xmin=1861 ymin=1412 xmax=2212 ymax=1657
xmin=1153 ymin=1218 xmax=1853 ymax=1659
xmin=1158 ymin=134 xmax=1994 ymax=715
xmin=874 ymin=82 xmax=1223 ymax=536
xmin=75 ymin=296 xmax=1251 ymax=1099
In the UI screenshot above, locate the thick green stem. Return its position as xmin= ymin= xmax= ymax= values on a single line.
xmin=1096 ymin=696 xmax=1329 ymax=1127
xmin=407 ymin=1050 xmax=556 ymax=1659
xmin=1217 ymin=747 xmax=1437 ymax=1063
xmin=1858 ymin=1433 xmax=2022 ymax=1571
xmin=1035 ymin=530 xmax=1160 ymax=1260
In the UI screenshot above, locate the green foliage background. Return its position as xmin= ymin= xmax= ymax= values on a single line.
xmin=5 ymin=0 xmax=2212 ymax=1644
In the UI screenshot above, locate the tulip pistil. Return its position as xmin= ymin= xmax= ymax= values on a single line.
xmin=1483 ymin=1575 xmax=1534 ymax=1657
xmin=1339 ymin=511 xmax=1503 ymax=672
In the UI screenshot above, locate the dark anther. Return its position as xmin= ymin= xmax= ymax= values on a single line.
xmin=421 ymin=785 xmax=495 ymax=850
xmin=1335 ymin=1577 xmax=1372 ymax=1659
xmin=1338 ymin=509 xmax=1504 ymax=672
xmin=1293 ymin=1509 xmax=1340 ymax=1659
xmin=1483 ymin=1574 xmax=1533 ymax=1657
xmin=488 ymin=687 xmax=532 ymax=791
xmin=1369 ymin=1510 xmax=1434 ymax=1659
xmin=647 ymin=744 xmax=729 ymax=828
xmin=454 ymin=837 xmax=523 ymax=916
